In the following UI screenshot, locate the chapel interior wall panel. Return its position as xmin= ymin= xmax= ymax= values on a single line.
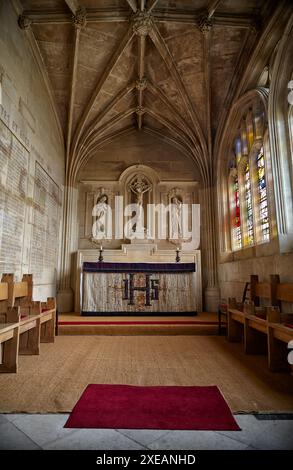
xmin=0 ymin=1 xmax=65 ymax=301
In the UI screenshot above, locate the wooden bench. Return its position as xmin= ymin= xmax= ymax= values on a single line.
xmin=243 ymin=305 xmax=278 ymax=355
xmin=267 ymin=282 xmax=293 ymax=372
xmin=0 ymin=281 xmax=20 ymax=373
xmin=243 ymin=277 xmax=293 ymax=367
xmin=227 ymin=274 xmax=293 ymax=372
xmin=0 ymin=274 xmax=57 ymax=373
xmin=227 ymin=275 xmax=279 ymax=343
xmin=241 ymin=277 xmax=273 ymax=353
xmin=1 ymin=274 xmax=41 ymax=356
xmin=227 ymin=299 xmax=245 ymax=342
xmin=40 ymin=297 xmax=56 ymax=343
xmin=2 ymin=273 xmax=56 ymax=344
xmin=218 ymin=282 xmax=250 ymax=336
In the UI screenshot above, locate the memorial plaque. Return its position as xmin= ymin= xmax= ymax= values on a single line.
xmin=30 ymin=162 xmax=62 ymax=283
xmin=0 ymin=120 xmax=29 ymax=276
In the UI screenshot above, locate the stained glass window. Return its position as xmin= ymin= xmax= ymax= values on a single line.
xmin=241 ymin=120 xmax=248 ymax=155
xmin=244 ymin=163 xmax=254 ymax=245
xmin=235 ymin=138 xmax=242 ymax=165
xmin=257 ymin=146 xmax=270 ymax=242
xmin=229 ymin=101 xmax=271 ymax=252
xmin=232 ymin=175 xmax=242 ymax=250
xmin=289 ymin=108 xmax=293 ymax=172
xmin=246 ymin=111 xmax=254 ymax=150
xmin=254 ymin=112 xmax=264 ymax=140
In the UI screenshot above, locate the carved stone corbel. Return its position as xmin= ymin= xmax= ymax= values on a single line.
xmin=18 ymin=15 xmax=31 ymax=30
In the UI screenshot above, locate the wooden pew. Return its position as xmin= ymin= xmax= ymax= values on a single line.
xmin=40 ymin=297 xmax=56 ymax=343
xmin=227 ymin=298 xmax=245 ymax=342
xmin=2 ymin=273 xmax=56 ymax=344
xmin=0 ymin=322 xmax=20 ymax=373
xmin=267 ymin=281 xmax=293 ymax=372
xmin=0 ymin=280 xmax=20 ymax=373
xmin=2 ymin=274 xmax=41 ymax=355
xmin=249 ymin=274 xmax=279 ymax=307
xmin=229 ymin=274 xmax=293 ymax=372
xmin=244 ymin=305 xmax=274 ymax=355
xmin=241 ymin=273 xmax=279 ymax=355
xmin=0 ymin=273 xmax=56 ymax=372
xmin=227 ymin=275 xmax=279 ymax=345
xmin=218 ymin=282 xmax=250 ymax=336
xmin=0 ymin=280 xmax=9 ymax=322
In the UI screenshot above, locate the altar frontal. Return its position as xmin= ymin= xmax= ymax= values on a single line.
xmin=81 ymin=262 xmax=197 ymax=315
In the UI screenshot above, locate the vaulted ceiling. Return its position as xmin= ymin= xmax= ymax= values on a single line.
xmin=16 ymin=0 xmax=276 ymax=179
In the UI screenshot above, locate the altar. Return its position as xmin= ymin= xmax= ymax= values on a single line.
xmin=81 ymin=261 xmax=197 ymax=315
xmin=71 ymin=164 xmax=203 ymax=315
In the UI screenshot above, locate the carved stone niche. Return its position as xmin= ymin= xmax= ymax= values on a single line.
xmin=158 ymin=181 xmax=198 ymax=248
xmin=119 ymin=164 xmax=160 ymax=242
xmin=168 ymin=187 xmax=184 ymax=203
xmin=119 ymin=164 xmax=159 ymax=207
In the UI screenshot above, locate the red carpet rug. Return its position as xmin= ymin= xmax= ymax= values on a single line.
xmin=64 ymin=384 xmax=240 ymax=430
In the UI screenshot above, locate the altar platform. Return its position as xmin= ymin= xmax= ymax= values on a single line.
xmin=58 ymin=312 xmax=220 ymax=336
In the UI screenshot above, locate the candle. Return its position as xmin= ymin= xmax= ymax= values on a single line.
xmin=100 ymin=244 xmax=103 ymax=251
xmin=176 ymin=247 xmax=180 ymax=252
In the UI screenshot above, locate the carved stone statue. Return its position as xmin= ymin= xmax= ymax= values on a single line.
xmin=129 ymin=174 xmax=151 ymax=233
xmin=93 ymin=193 xmax=109 ymax=238
xmin=171 ymin=195 xmax=183 ymax=239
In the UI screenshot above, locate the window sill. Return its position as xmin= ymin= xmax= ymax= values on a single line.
xmin=219 ymin=237 xmax=279 ymax=263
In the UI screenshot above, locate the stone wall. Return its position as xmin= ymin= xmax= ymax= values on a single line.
xmin=77 ymin=132 xmax=201 ymax=251
xmin=0 ymin=2 xmax=65 ymax=300
xmin=218 ymin=252 xmax=293 ymax=309
xmin=78 ymin=132 xmax=200 ymax=182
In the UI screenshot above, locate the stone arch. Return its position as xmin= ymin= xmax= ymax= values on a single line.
xmin=268 ymin=16 xmax=293 ymax=250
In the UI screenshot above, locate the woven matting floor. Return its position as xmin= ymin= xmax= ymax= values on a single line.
xmin=0 ymin=335 xmax=292 ymax=413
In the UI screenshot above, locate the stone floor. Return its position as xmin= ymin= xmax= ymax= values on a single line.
xmin=0 ymin=414 xmax=292 ymax=450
